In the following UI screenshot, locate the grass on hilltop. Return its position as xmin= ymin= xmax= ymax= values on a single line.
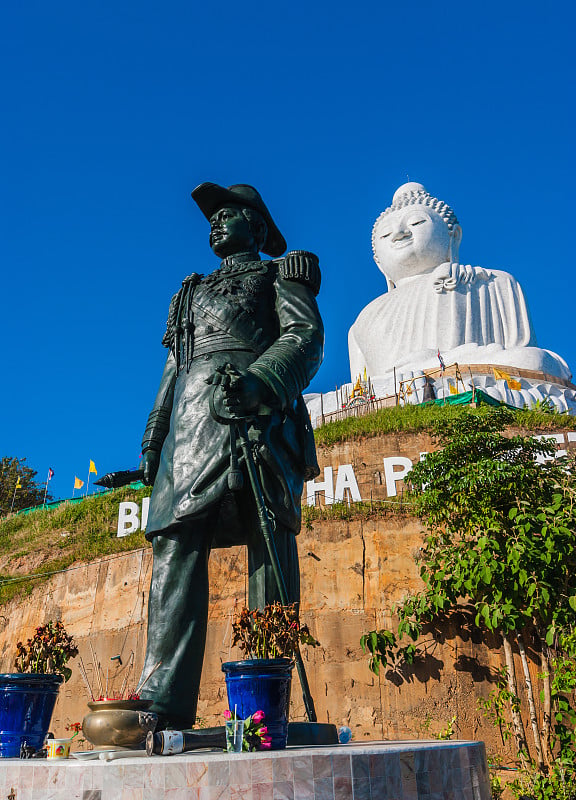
xmin=0 ymin=485 xmax=152 ymax=606
xmin=313 ymin=401 xmax=574 ymax=448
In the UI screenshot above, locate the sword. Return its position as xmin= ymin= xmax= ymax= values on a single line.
xmin=209 ymin=379 xmax=318 ymax=723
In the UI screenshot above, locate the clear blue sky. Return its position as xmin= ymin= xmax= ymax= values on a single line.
xmin=1 ymin=0 xmax=574 ymax=501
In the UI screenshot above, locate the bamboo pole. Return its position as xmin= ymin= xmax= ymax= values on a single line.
xmin=42 ymin=472 xmax=50 ymax=507
xmin=10 ymin=481 xmax=20 ymax=513
xmin=468 ymin=366 xmax=476 ymax=403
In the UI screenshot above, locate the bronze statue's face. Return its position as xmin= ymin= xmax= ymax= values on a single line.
xmin=209 ymin=205 xmax=258 ymax=258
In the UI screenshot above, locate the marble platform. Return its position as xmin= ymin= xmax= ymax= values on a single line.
xmin=0 ymin=739 xmax=490 ymax=799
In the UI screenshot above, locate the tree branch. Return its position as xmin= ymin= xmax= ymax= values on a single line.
xmin=503 ymin=634 xmax=530 ymax=768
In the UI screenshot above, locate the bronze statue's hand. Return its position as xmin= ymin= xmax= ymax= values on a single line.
xmin=208 ymin=364 xmax=269 ymax=417
xmin=222 ymin=372 xmax=269 ymax=416
xmin=142 ymin=450 xmax=160 ymax=486
xmin=207 ymin=364 xmax=241 ymax=389
xmin=207 ymin=364 xmax=271 ymax=417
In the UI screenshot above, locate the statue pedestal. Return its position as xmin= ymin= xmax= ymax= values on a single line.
xmin=0 ymin=739 xmax=490 ymax=799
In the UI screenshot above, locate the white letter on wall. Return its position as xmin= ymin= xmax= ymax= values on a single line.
xmin=306 ymin=467 xmax=334 ymax=506
xmin=535 ymin=433 xmax=566 ymax=464
xmin=117 ymin=502 xmax=140 ymax=537
xmin=383 ymin=457 xmax=413 ymax=497
xmin=334 ymin=464 xmax=362 ymax=503
xmin=141 ymin=497 xmax=150 ymax=532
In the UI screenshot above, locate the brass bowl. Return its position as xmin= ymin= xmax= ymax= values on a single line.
xmin=82 ymin=699 xmax=158 ymax=750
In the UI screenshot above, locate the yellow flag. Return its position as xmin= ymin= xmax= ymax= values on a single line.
xmin=89 ymin=460 xmax=97 ymax=475
xmin=74 ymin=477 xmax=84 ymax=490
xmin=449 ymin=383 xmax=458 ymax=395
xmin=507 ymin=377 xmax=522 ymax=391
xmin=493 ymin=367 xmax=511 ymax=382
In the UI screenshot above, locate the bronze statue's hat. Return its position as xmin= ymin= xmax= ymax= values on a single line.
xmin=191 ymin=182 xmax=287 ymax=257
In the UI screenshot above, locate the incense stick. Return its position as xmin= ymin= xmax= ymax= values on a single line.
xmin=135 ymin=660 xmax=162 ymax=695
xmin=78 ymin=656 xmax=94 ymax=701
xmin=118 ymin=652 xmax=135 ymax=700
xmin=89 ymin=641 xmax=104 ymax=698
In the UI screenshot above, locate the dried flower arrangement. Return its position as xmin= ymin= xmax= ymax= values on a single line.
xmin=15 ymin=621 xmax=78 ymax=681
xmin=231 ymin=602 xmax=319 ymax=660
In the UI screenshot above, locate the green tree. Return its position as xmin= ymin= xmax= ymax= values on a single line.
xmin=0 ymin=457 xmax=51 ymax=515
xmin=361 ymin=407 xmax=576 ymax=794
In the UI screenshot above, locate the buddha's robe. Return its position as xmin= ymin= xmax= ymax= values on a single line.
xmin=349 ymin=265 xmax=571 ymax=381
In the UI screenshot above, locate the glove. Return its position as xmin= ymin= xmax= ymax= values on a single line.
xmin=141 ymin=450 xmax=160 ymax=486
xmin=207 ymin=364 xmax=272 ymax=417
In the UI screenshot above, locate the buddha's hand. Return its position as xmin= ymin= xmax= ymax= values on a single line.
xmin=432 ymin=262 xmax=459 ymax=293
xmin=207 ymin=364 xmax=271 ymax=417
xmin=433 ymin=263 xmax=492 ymax=293
xmin=457 ymin=264 xmax=492 ymax=285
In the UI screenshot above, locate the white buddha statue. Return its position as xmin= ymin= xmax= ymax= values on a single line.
xmin=348 ymin=182 xmax=571 ymax=382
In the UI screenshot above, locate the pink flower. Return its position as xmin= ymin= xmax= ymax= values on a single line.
xmin=256 ymin=726 xmax=268 ymax=736
xmin=223 ymin=709 xmax=232 ymax=720
xmin=260 ymin=740 xmax=272 ymax=750
xmin=252 ymin=710 xmax=265 ymax=725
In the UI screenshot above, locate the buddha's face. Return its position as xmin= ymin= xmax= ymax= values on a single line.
xmin=374 ymin=206 xmax=454 ymax=285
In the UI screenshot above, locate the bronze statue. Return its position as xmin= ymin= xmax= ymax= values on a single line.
xmin=138 ymin=183 xmax=324 ymax=728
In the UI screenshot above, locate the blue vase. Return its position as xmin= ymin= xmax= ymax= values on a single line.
xmin=0 ymin=673 xmax=63 ymax=757
xmin=222 ymin=658 xmax=293 ymax=750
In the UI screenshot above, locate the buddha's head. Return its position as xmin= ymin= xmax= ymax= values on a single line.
xmin=372 ymin=183 xmax=462 ymax=289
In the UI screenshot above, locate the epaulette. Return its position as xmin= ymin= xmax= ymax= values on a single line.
xmin=277 ymin=250 xmax=321 ymax=296
xmin=161 ymin=291 xmax=181 ymax=349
